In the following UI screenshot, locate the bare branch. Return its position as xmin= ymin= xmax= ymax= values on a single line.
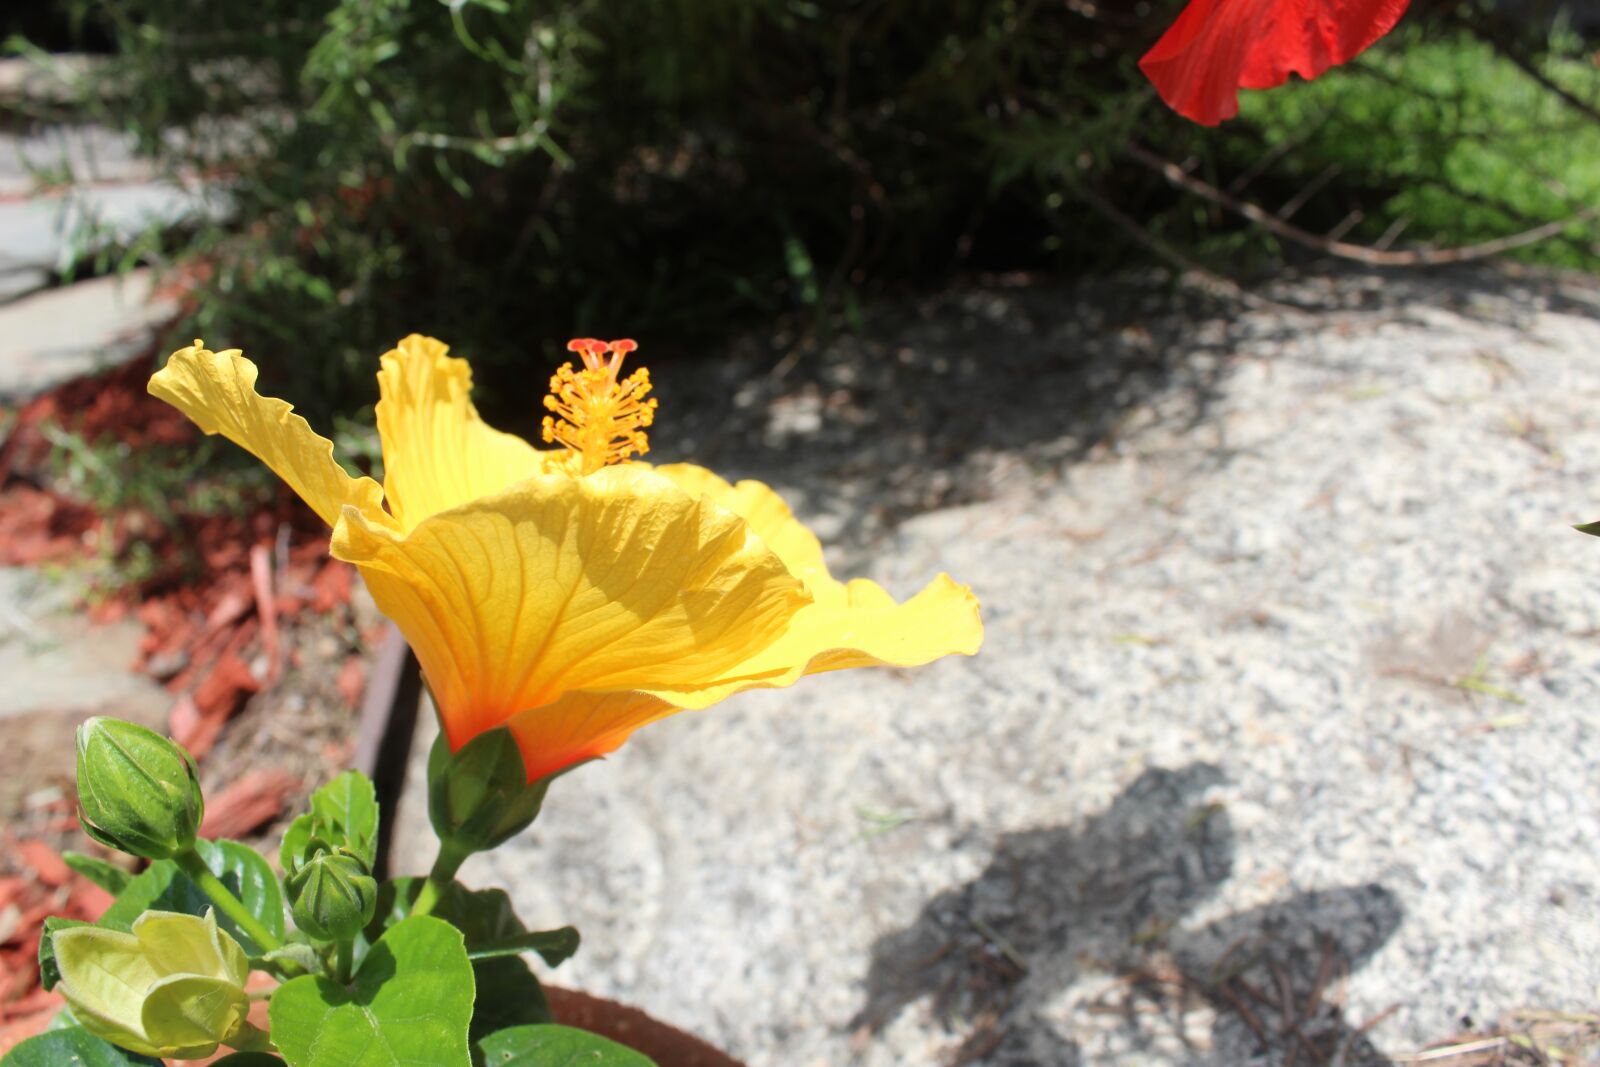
xmin=1276 ymin=164 xmax=1341 ymax=222
xmin=1075 ymin=182 xmax=1308 ymax=314
xmin=1124 ymin=142 xmax=1594 ymax=267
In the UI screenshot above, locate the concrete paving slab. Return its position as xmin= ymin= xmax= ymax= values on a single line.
xmin=0 ymin=567 xmax=167 ymax=724
xmin=0 ymin=268 xmax=177 ymax=401
xmin=0 ymin=265 xmax=49 ymax=304
xmin=0 ymin=54 xmax=103 ymax=109
xmin=0 ymin=116 xmax=221 ymax=285
xmin=0 ymin=567 xmax=169 ymax=817
xmin=0 ymin=122 xmax=157 ymax=198
xmin=0 ymin=183 xmax=205 ymax=275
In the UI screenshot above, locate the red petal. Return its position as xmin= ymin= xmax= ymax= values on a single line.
xmin=1140 ymin=0 xmax=1410 ymax=125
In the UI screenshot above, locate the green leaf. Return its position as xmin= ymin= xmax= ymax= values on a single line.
xmin=269 ymin=916 xmax=474 ymax=1067
xmin=194 ymin=840 xmax=286 ymax=947
xmin=255 ymin=936 xmax=323 ymax=981
xmin=476 ymin=1025 xmax=654 ymax=1066
xmin=443 ymin=885 xmax=527 ymax=949
xmin=281 ymin=771 xmax=379 ymax=871
xmin=781 ymin=233 xmax=820 ymax=308
xmin=61 ymin=853 xmax=132 ymax=896
xmin=38 ymin=916 xmax=91 ymax=991
xmin=98 ymin=862 xmax=205 ymax=931
xmin=368 ymin=881 xmax=559 ymax=1044
xmin=278 ymin=815 xmax=315 ymax=876
xmin=364 ymin=881 xmax=567 ymax=1044
xmin=1575 ymin=519 xmax=1600 ymax=537
xmin=97 ymin=854 xmax=273 ymax=956
xmin=373 ymin=879 xmax=577 ymax=968
xmin=0 ymin=1025 xmax=162 ymax=1066
xmin=313 ymin=770 xmax=379 ymax=865
xmin=467 ymin=928 xmax=579 ymax=966
xmin=366 ymin=878 xmax=417 ymax=939
xmin=468 ymin=956 xmax=552 ymax=1046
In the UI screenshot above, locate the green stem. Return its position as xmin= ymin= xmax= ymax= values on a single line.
xmin=175 ymin=849 xmax=283 ymax=953
xmin=410 ymin=839 xmax=472 ymax=918
xmin=335 ymin=939 xmax=354 ymax=985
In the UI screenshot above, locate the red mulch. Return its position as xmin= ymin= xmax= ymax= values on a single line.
xmin=0 ymin=350 xmax=375 ymax=1045
xmin=198 ymin=770 xmax=302 ymax=842
xmin=0 ymin=349 xmax=366 ymax=759
xmin=0 ymin=839 xmax=115 ymax=1056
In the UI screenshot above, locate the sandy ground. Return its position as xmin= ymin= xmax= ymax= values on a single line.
xmin=386 ymin=264 xmax=1600 ymax=1066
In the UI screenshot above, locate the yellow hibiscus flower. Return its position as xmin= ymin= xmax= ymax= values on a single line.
xmin=149 ymin=335 xmax=982 ymax=782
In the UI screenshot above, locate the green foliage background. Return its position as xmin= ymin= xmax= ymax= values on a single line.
xmin=1238 ymin=24 xmax=1600 ymax=269
xmin=9 ymin=0 xmax=1600 ymax=424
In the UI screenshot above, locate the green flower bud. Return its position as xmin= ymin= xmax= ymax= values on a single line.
xmin=287 ymin=851 xmax=378 ymax=941
xmin=75 ymin=717 xmax=204 ymax=860
xmin=427 ymin=728 xmax=551 ymax=855
xmin=53 ymin=910 xmax=261 ymax=1059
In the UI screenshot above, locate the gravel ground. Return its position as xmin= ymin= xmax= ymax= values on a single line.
xmin=401 ymin=265 xmax=1600 ymax=1066
xmin=0 ymin=566 xmax=169 ymax=869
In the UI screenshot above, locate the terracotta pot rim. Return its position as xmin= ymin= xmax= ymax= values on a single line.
xmin=546 ymin=985 xmax=747 ymax=1067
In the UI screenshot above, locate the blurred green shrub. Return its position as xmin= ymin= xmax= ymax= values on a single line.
xmin=1237 ymin=22 xmax=1600 ymax=268
xmin=11 ymin=0 xmax=1600 ymax=423
xmin=23 ymin=0 xmax=1151 ymax=423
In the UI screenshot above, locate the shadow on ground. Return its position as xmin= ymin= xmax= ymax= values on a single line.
xmin=655 ymin=279 xmax=1246 ymax=548
xmin=639 ymin=264 xmax=1600 ymax=560
xmin=851 ymin=764 xmax=1402 ymax=1066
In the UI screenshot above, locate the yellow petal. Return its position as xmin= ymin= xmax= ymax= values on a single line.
xmin=623 ymin=464 xmax=983 ymax=703
xmin=652 ymin=464 xmax=838 ymax=600
xmin=655 ymin=464 xmax=983 ymax=672
xmin=134 ymin=910 xmax=247 ymax=985
xmin=505 ymin=689 xmax=676 ymax=783
xmin=140 ymin=973 xmax=246 ymax=1058
xmin=149 ymin=342 xmax=392 ymax=531
xmin=646 ymin=571 xmax=984 ymax=708
xmin=500 ymin=471 xmax=982 ymax=779
xmin=502 ymin=574 xmax=980 ymax=780
xmin=332 ymin=464 xmax=809 ymax=751
xmin=376 ymin=334 xmax=563 ymax=531
xmin=52 ymin=925 xmax=164 ymax=1055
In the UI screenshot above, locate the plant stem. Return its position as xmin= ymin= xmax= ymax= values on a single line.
xmin=410 ymin=839 xmax=471 ymax=918
xmin=175 ymin=849 xmax=283 ymax=953
xmin=335 ymin=939 xmax=354 ymax=984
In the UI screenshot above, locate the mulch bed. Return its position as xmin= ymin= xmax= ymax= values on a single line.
xmin=0 ymin=349 xmax=385 ymax=1056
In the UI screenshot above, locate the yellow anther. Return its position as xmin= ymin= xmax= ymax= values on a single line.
xmin=542 ymin=338 xmax=657 ymax=474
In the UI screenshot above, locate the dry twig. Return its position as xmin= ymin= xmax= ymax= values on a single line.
xmin=1124 ymin=142 xmax=1594 ymax=267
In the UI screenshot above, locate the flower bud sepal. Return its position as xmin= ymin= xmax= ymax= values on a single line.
xmin=286 ymin=848 xmax=379 ymax=942
xmin=425 ymin=727 xmax=553 ymax=856
xmin=75 ymin=717 xmax=204 ymax=861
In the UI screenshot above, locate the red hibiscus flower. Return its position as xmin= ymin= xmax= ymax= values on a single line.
xmin=1140 ymin=0 xmax=1411 ymax=126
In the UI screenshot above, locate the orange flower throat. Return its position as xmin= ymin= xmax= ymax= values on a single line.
xmin=542 ymin=338 xmax=657 ymax=474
